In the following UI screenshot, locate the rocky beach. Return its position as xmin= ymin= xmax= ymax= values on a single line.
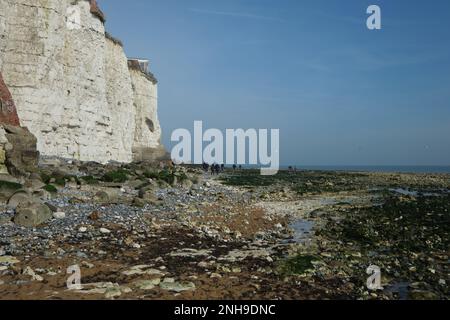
xmin=0 ymin=161 xmax=448 ymax=300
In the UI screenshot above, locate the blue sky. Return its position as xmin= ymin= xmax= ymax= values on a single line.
xmin=100 ymin=0 xmax=450 ymax=166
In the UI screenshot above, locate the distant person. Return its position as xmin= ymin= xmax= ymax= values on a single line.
xmin=233 ymin=164 xmax=237 ymax=171
xmin=216 ymin=164 xmax=221 ymax=175
xmin=221 ymin=164 xmax=225 ymax=172
xmin=239 ymin=165 xmax=242 ymax=170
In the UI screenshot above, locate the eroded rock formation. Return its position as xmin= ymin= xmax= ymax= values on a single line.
xmin=0 ymin=72 xmax=20 ymax=126
xmin=0 ymin=0 xmax=166 ymax=164
xmin=0 ymin=72 xmax=39 ymax=177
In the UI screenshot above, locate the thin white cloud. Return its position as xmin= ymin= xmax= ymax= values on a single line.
xmin=189 ymin=8 xmax=285 ymax=22
xmin=338 ymin=46 xmax=449 ymax=70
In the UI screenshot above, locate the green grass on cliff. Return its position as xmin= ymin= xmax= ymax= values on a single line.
xmin=102 ymin=169 xmax=130 ymax=183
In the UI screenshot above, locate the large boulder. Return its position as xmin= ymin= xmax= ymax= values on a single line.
xmin=7 ymin=190 xmax=31 ymax=210
xmin=0 ymin=125 xmax=39 ymax=177
xmin=94 ymin=188 xmax=120 ymax=204
xmin=0 ymin=72 xmax=39 ymax=178
xmin=138 ymin=188 xmax=159 ymax=202
xmin=14 ymin=201 xmax=52 ymax=227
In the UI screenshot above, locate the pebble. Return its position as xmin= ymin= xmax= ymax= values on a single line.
xmin=81 ymin=261 xmax=95 ymax=269
xmin=0 ymin=256 xmax=20 ymax=265
xmin=105 ymin=287 xmax=122 ymax=299
xmin=100 ymin=228 xmax=111 ymax=234
xmin=121 ymin=287 xmax=133 ymax=294
xmin=53 ymin=212 xmax=66 ymax=219
xmin=76 ymin=251 xmax=88 ymax=259
xmin=134 ymin=279 xmax=161 ymax=290
xmin=159 ymin=281 xmax=196 ymax=293
xmin=79 ymin=226 xmax=88 ymax=233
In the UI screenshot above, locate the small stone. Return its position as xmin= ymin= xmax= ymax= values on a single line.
xmin=410 ymin=290 xmax=439 ymax=300
xmin=134 ymin=278 xmax=161 ymax=290
xmin=232 ymin=267 xmax=241 ymax=273
xmin=163 ymin=277 xmax=175 ymax=283
xmin=439 ymin=279 xmax=446 ymax=286
xmin=100 ymin=228 xmax=111 ymax=234
xmin=121 ymin=286 xmax=133 ymax=294
xmin=122 ymin=266 xmax=165 ymax=277
xmin=0 ymin=256 xmax=20 ymax=265
xmin=79 ymin=226 xmax=88 ymax=233
xmin=105 ymin=287 xmax=122 ymax=299
xmin=88 ymin=211 xmax=102 ymax=221
xmin=138 ymin=189 xmax=159 ymax=203
xmin=132 ymin=197 xmax=146 ymax=208
xmin=159 ymin=281 xmax=196 ymax=293
xmin=76 ymin=251 xmax=88 ymax=259
xmin=53 ymin=211 xmax=66 ymax=219
xmin=81 ymin=261 xmax=95 ymax=269
xmin=210 ymin=273 xmax=222 ymax=279
xmin=181 ymin=179 xmax=193 ymax=189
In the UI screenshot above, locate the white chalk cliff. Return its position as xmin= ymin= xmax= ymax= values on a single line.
xmin=0 ymin=0 xmax=166 ymax=163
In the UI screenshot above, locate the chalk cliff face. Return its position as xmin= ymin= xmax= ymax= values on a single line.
xmin=0 ymin=0 xmax=165 ymax=163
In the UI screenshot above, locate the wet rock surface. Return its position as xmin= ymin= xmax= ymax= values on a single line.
xmin=0 ymin=162 xmax=448 ymax=300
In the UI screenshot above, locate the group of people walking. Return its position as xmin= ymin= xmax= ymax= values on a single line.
xmin=202 ymin=163 xmax=225 ymax=175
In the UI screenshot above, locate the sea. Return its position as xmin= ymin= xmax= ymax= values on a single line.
xmin=282 ymin=165 xmax=450 ymax=174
